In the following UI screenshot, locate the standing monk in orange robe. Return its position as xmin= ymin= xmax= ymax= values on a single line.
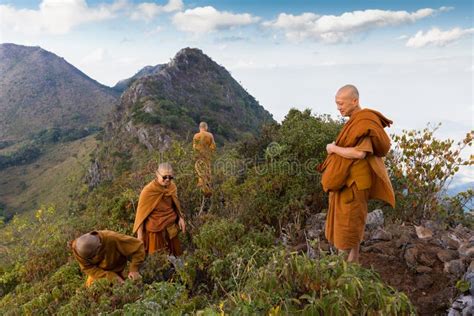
xmin=319 ymin=85 xmax=395 ymax=263
xmin=71 ymin=230 xmax=145 ymax=287
xmin=133 ymin=163 xmax=186 ymax=255
xmin=193 ymin=122 xmax=216 ymax=198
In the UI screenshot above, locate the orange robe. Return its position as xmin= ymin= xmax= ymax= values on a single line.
xmin=193 ymin=131 xmax=216 ymax=196
xmin=71 ymin=230 xmax=145 ymax=287
xmin=319 ymin=109 xmax=395 ymax=250
xmin=133 ymin=180 xmax=184 ymax=255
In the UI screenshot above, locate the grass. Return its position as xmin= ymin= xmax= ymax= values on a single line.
xmin=0 ymin=135 xmax=97 ymax=217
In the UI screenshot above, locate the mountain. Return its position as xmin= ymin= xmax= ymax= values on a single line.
xmin=113 ymin=64 xmax=164 ymax=93
xmin=0 ymin=43 xmax=119 ymax=143
xmin=106 ymin=47 xmax=274 ymax=149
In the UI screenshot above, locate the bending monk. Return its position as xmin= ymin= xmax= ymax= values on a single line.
xmin=193 ymin=122 xmax=216 ymax=198
xmin=319 ymin=84 xmax=395 ymax=263
xmin=71 ymin=230 xmax=145 ymax=287
xmin=133 ymin=163 xmax=186 ymax=255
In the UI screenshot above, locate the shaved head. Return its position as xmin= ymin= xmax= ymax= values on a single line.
xmin=336 ymin=84 xmax=359 ymax=99
xmin=199 ymin=122 xmax=208 ymax=130
xmin=335 ymin=84 xmax=361 ymax=117
xmin=75 ymin=232 xmax=101 ymax=259
xmin=157 ymin=162 xmax=173 ymax=175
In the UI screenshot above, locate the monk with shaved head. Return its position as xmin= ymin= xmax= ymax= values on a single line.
xmin=319 ymin=84 xmax=395 ymax=263
xmin=133 ymin=163 xmax=186 ymax=255
xmin=72 ymin=230 xmax=145 ymax=287
xmin=193 ymin=122 xmax=216 ymax=198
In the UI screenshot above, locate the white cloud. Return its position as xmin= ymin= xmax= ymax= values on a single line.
xmin=406 ymin=27 xmax=474 ymax=48
xmin=0 ymin=0 xmax=126 ymax=35
xmin=130 ymin=0 xmax=183 ymax=22
xmin=172 ymin=6 xmax=260 ymax=34
xmin=0 ymin=0 xmax=183 ymax=35
xmin=263 ymin=7 xmax=450 ymax=43
xmin=80 ymin=47 xmax=108 ymax=64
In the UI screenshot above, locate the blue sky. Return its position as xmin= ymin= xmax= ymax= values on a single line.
xmin=0 ymin=0 xmax=473 ymax=186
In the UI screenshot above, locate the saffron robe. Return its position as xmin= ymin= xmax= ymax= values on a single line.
xmin=72 ymin=230 xmax=145 ymax=287
xmin=133 ymin=180 xmax=184 ymax=255
xmin=193 ymin=131 xmax=216 ymax=196
xmin=319 ymin=109 xmax=395 ymax=250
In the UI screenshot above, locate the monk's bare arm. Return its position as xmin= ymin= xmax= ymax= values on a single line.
xmin=326 ymin=143 xmax=367 ymax=159
xmin=136 ymin=224 xmax=144 ymax=241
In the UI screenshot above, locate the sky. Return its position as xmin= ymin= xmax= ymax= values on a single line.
xmin=0 ymin=0 xmax=473 ymax=187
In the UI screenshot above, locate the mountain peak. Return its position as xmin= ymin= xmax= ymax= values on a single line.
xmin=108 ymin=47 xmax=273 ymax=151
xmin=0 ymin=44 xmax=118 ymax=141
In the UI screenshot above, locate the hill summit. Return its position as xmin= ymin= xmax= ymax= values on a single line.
xmin=107 ymin=47 xmax=274 ymax=149
xmin=0 ymin=43 xmax=118 ymax=142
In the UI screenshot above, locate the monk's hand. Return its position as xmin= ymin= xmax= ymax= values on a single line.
xmin=179 ymin=217 xmax=186 ymax=234
xmin=326 ymin=142 xmax=336 ymax=154
xmin=128 ymin=271 xmax=141 ymax=281
xmin=116 ymin=275 xmax=125 ymax=284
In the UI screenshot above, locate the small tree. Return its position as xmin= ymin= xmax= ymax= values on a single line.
xmin=387 ymin=123 xmax=473 ymax=221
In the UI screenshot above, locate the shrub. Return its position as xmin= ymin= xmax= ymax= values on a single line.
xmin=219 ymin=251 xmax=415 ymax=315
xmin=387 ymin=124 xmax=473 ymax=221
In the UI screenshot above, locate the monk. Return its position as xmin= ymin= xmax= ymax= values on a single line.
xmin=71 ymin=230 xmax=145 ymax=287
xmin=319 ymin=84 xmax=395 ymax=263
xmin=193 ymin=122 xmax=216 ymax=198
xmin=133 ymin=163 xmax=186 ymax=255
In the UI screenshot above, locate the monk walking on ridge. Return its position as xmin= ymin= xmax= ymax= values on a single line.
xmin=71 ymin=230 xmax=145 ymax=287
xmin=133 ymin=163 xmax=186 ymax=256
xmin=193 ymin=122 xmax=216 ymax=213
xmin=319 ymin=85 xmax=395 ymax=263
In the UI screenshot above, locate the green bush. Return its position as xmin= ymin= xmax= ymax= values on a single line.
xmin=387 ymin=124 xmax=473 ymax=221
xmin=219 ymin=251 xmax=415 ymax=315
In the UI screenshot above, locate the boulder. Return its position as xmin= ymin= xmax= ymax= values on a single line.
xmin=306 ymin=212 xmax=326 ymax=239
xmin=416 ymin=265 xmax=433 ymax=274
xmin=465 ymin=272 xmax=474 ymax=296
xmin=468 ymin=261 xmax=474 ymax=274
xmin=404 ymin=246 xmax=419 ymax=268
xmin=447 ymin=294 xmax=474 ymax=316
xmin=418 ymin=253 xmax=436 ymax=267
xmin=444 ymin=259 xmax=465 ymax=277
xmin=458 ymin=243 xmax=474 ymax=259
xmin=437 ymin=249 xmax=459 ymax=263
xmin=415 ymin=225 xmax=433 ymax=239
xmin=366 ymin=209 xmax=384 ymax=230
xmin=442 ymin=234 xmax=461 ymax=250
xmin=371 ymin=228 xmax=393 ymax=241
xmin=395 ymin=231 xmax=411 ymax=248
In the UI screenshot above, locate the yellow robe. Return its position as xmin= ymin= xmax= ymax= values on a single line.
xmin=72 ymin=230 xmax=145 ymax=287
xmin=193 ymin=131 xmax=216 ymax=196
xmin=320 ymin=109 xmax=395 ymax=250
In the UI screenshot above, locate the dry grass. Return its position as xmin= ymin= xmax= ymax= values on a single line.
xmin=0 ymin=136 xmax=97 ymax=215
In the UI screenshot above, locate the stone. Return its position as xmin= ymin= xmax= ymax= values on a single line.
xmin=404 ymin=246 xmax=419 ymax=267
xmin=447 ymin=294 xmax=474 ymax=316
xmin=442 ymin=234 xmax=461 ymax=250
xmin=306 ymin=213 xmax=326 ymax=239
xmin=421 ymin=219 xmax=441 ymax=232
xmin=465 ymin=272 xmax=474 ymax=296
xmin=418 ymin=253 xmax=436 ymax=267
xmin=395 ymin=231 xmax=411 ymax=248
xmin=458 ymin=243 xmax=474 ymax=259
xmin=444 ymin=259 xmax=465 ymax=277
xmin=366 ymin=209 xmax=384 ymax=230
xmin=437 ymin=249 xmax=459 ymax=263
xmin=416 ymin=274 xmax=434 ymax=290
xmin=468 ymin=261 xmax=474 ymax=273
xmin=416 ymin=265 xmax=433 ymax=274
xmin=454 ymin=224 xmax=473 ymax=241
xmin=371 ymin=228 xmax=393 ymax=241
xmin=415 ymin=225 xmax=433 ymax=239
